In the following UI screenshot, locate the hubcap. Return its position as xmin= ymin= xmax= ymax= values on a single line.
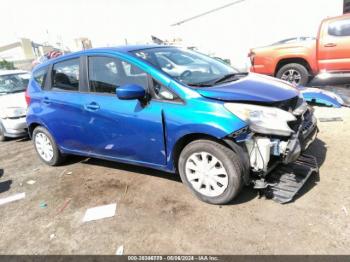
xmin=281 ymin=69 xmax=301 ymax=85
xmin=35 ymin=132 xmax=54 ymax=162
xmin=185 ymin=152 xmax=229 ymax=197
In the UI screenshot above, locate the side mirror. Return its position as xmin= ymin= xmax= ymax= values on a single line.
xmin=116 ymin=84 xmax=146 ymax=100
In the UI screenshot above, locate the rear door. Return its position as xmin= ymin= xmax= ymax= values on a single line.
xmin=81 ymin=55 xmax=167 ymax=167
xmin=318 ymin=17 xmax=350 ymax=72
xmin=39 ymin=57 xmax=91 ymax=152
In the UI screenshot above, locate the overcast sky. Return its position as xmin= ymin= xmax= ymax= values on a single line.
xmin=1 ymin=0 xmax=231 ymax=47
xmin=1 ymin=0 xmax=343 ymax=68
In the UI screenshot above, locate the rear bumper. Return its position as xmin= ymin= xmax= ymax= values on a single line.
xmin=1 ymin=117 xmax=28 ymax=138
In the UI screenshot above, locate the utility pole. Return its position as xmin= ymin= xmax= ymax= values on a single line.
xmin=171 ymin=0 xmax=246 ymax=26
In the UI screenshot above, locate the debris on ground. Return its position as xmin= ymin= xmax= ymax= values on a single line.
xmin=115 ymin=245 xmax=124 ymax=255
xmin=66 ymin=171 xmax=73 ymax=175
xmin=39 ymin=201 xmax=48 ymax=208
xmin=55 ymin=198 xmax=72 ymax=216
xmin=300 ymin=87 xmax=345 ymax=108
xmin=0 ymin=192 xmax=25 ymax=206
xmin=49 ymin=233 xmax=56 ymax=240
xmin=121 ymin=185 xmax=129 ymax=201
xmin=58 ymin=169 xmax=67 ymax=176
xmin=26 ymin=180 xmax=36 ymax=185
xmin=318 ymin=117 xmax=343 ymax=122
xmin=83 ymin=203 xmax=117 ymax=222
xmin=342 ymin=206 xmax=348 ymax=216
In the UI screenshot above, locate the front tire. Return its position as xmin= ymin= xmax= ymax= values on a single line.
xmin=178 ymin=140 xmax=243 ymax=205
xmin=276 ymin=63 xmax=309 ymax=86
xmin=33 ymin=126 xmax=65 ymax=166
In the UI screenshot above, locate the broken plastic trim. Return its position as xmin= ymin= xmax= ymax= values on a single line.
xmin=300 ymin=88 xmax=344 ymax=108
xmin=263 ymin=154 xmax=319 ymax=204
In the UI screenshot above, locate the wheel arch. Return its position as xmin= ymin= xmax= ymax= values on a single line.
xmin=28 ymin=122 xmax=42 ymax=138
xmin=172 ymin=133 xmax=228 ymax=170
xmin=171 ymin=133 xmax=250 ymax=184
xmin=275 ymin=57 xmax=313 ymax=76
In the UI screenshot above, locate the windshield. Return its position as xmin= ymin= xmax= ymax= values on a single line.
xmin=0 ymin=73 xmax=30 ymax=95
xmin=132 ymin=47 xmax=238 ymax=87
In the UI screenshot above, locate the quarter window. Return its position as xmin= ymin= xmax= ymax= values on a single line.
xmin=328 ymin=19 xmax=350 ymax=36
xmin=88 ymin=56 xmax=148 ymax=94
xmin=52 ymin=58 xmax=80 ymax=91
xmin=33 ymin=67 xmax=48 ymax=88
xmin=152 ymin=79 xmax=180 ymax=102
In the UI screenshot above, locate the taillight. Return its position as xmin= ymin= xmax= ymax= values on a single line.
xmin=25 ymin=88 xmax=31 ymax=106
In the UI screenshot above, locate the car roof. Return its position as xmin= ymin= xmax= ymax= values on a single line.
xmin=33 ymin=44 xmax=173 ymax=71
xmin=0 ymin=69 xmax=29 ymax=76
xmin=322 ymin=13 xmax=350 ymax=23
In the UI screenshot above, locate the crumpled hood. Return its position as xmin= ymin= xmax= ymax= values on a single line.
xmin=196 ymin=73 xmax=299 ymax=103
xmin=0 ymin=92 xmax=27 ymax=109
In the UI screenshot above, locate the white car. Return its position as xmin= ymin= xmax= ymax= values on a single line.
xmin=0 ymin=70 xmax=29 ymax=141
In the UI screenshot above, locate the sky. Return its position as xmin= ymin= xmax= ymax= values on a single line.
xmin=1 ymin=0 xmax=227 ymax=47
xmin=0 ymin=0 xmax=344 ymax=68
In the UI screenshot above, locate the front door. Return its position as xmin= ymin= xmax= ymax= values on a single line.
xmin=82 ymin=55 xmax=166 ymax=166
xmin=318 ymin=17 xmax=350 ymax=72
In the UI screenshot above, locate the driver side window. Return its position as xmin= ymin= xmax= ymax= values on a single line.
xmin=88 ymin=56 xmax=149 ymax=94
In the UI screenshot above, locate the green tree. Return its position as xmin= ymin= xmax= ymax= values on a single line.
xmin=0 ymin=59 xmax=16 ymax=70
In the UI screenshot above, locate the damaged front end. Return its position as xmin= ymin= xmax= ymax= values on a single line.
xmin=225 ymin=95 xmax=319 ymax=203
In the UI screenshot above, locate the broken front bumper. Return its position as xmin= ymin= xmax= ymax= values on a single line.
xmin=266 ymin=154 xmax=319 ymax=203
xmin=239 ymin=107 xmax=319 ymax=203
xmin=282 ymin=111 xmax=318 ymax=164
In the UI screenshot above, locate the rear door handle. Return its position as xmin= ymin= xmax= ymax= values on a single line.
xmin=324 ymin=43 xmax=337 ymax=47
xmin=84 ymin=102 xmax=100 ymax=111
xmin=43 ymin=97 xmax=51 ymax=104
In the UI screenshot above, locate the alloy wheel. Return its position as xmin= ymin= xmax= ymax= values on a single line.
xmin=281 ymin=69 xmax=302 ymax=85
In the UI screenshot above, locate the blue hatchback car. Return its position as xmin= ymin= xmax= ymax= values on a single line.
xmin=26 ymin=45 xmax=317 ymax=204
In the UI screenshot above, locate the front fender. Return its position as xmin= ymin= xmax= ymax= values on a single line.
xmin=163 ymin=98 xmax=247 ymax=171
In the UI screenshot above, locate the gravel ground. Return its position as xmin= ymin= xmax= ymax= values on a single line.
xmin=0 ymin=93 xmax=349 ymax=254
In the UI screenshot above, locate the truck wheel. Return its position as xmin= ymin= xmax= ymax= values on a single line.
xmin=178 ymin=139 xmax=243 ymax=205
xmin=33 ymin=126 xmax=65 ymax=166
xmin=276 ymin=63 xmax=309 ymax=86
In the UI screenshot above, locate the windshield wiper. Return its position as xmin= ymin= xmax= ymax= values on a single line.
xmin=187 ymin=83 xmax=213 ymax=87
xmin=213 ymin=73 xmax=239 ymax=85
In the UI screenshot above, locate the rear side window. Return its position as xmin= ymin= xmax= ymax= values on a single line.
xmin=33 ymin=67 xmax=48 ymax=88
xmin=52 ymin=58 xmax=80 ymax=91
xmin=88 ymin=56 xmax=148 ymax=94
xmin=328 ymin=19 xmax=350 ymax=36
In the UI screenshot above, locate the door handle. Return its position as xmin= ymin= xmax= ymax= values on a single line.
xmin=43 ymin=97 xmax=50 ymax=104
xmin=84 ymin=102 xmax=100 ymax=111
xmin=324 ymin=43 xmax=337 ymax=47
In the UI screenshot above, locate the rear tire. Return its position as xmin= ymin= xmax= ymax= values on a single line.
xmin=178 ymin=139 xmax=243 ymax=205
xmin=276 ymin=63 xmax=309 ymax=86
xmin=32 ymin=126 xmax=65 ymax=166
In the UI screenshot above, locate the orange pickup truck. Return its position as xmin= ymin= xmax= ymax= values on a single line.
xmin=249 ymin=14 xmax=350 ymax=86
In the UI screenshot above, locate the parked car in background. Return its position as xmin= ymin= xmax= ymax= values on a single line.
xmin=26 ymin=45 xmax=317 ymax=205
xmin=156 ymin=50 xmax=211 ymax=77
xmin=249 ymin=14 xmax=350 ymax=86
xmin=0 ymin=70 xmax=30 ymax=141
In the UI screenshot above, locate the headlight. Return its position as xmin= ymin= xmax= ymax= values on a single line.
xmin=224 ymin=103 xmax=296 ymax=136
xmin=0 ymin=107 xmax=27 ymax=118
